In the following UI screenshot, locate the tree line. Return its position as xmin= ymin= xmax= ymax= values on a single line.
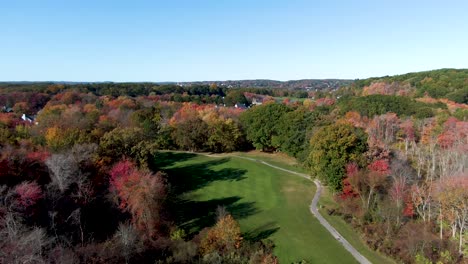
xmin=350 ymin=68 xmax=468 ymax=103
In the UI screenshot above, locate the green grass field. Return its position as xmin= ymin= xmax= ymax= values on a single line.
xmin=274 ymin=96 xmax=308 ymax=103
xmin=154 ymin=151 xmax=357 ymax=263
xmin=238 ymin=151 xmax=396 ymax=264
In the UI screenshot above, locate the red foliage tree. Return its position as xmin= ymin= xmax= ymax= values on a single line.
xmin=389 ymin=176 xmax=408 ymax=225
xmin=346 ymin=162 xmax=359 ymax=177
xmin=340 ymin=178 xmax=357 ymax=200
xmin=14 ymin=181 xmax=43 ymax=208
xmin=109 ymin=160 xmax=134 ymax=184
xmin=402 ymin=197 xmax=415 ymax=217
xmin=26 ymin=150 xmax=51 ymax=164
xmin=390 ymin=177 xmax=406 ymax=207
xmin=109 ymin=160 xmax=167 ymax=238
xmin=12 ymin=181 xmax=44 ymax=220
xmin=340 ymin=163 xmax=359 ymax=199
xmin=0 ymin=113 xmax=15 ymax=127
xmin=348 ymin=160 xmax=390 ymax=210
xmin=437 ymin=118 xmax=468 ymax=151
xmin=400 ymin=119 xmax=415 ymax=141
xmin=368 ymin=159 xmax=390 ymax=176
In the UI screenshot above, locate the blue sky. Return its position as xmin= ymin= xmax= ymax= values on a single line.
xmin=1 ymin=0 xmax=467 ymax=81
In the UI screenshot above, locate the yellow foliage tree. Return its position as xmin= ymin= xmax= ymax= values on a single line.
xmin=200 ymin=214 xmax=242 ymax=255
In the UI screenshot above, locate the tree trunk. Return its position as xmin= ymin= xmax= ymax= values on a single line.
xmin=367 ymin=188 xmax=374 ymax=210
xmin=404 ymin=140 xmax=408 ymax=156
xmin=439 ymin=207 xmax=443 ymax=240
xmin=459 ymin=227 xmax=463 ymax=254
xmin=451 ymin=223 xmax=457 ymax=238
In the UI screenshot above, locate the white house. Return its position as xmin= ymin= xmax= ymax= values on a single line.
xmin=21 ymin=114 xmax=34 ymax=123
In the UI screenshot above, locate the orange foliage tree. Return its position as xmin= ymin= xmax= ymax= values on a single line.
xmin=200 ymin=214 xmax=242 ymax=255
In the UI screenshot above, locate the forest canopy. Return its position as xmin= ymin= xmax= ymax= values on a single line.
xmin=0 ymin=69 xmax=467 ymax=263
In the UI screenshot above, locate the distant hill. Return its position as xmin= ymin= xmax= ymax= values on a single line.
xmin=351 ymin=68 xmax=468 ymax=103
xmin=1 ymin=69 xmax=467 ymax=102
xmin=170 ymin=79 xmax=353 ymax=90
xmin=0 ymin=79 xmax=353 ymax=91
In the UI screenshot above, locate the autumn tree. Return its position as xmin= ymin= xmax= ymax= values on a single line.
xmin=45 ymin=143 xmax=96 ymax=193
xmin=341 ymin=111 xmax=367 ymax=128
xmin=109 ymin=160 xmax=167 ymax=238
xmin=45 ymin=126 xmax=88 ymax=151
xmin=99 ymin=127 xmax=145 ymax=160
xmin=410 ymin=182 xmax=433 ymax=223
xmin=366 ymin=113 xmax=400 ymax=150
xmin=389 ymin=159 xmax=413 ymax=226
xmin=399 ymin=118 xmax=416 ymax=155
xmin=435 ymin=176 xmax=468 ymax=254
xmin=46 ymin=153 xmax=80 ymax=193
xmin=112 ymin=223 xmax=141 ymax=263
xmin=11 ymin=181 xmax=44 ymax=220
xmin=206 ymin=118 xmax=243 ymax=152
xmin=365 ymin=160 xmax=390 ymax=209
xmin=0 ymin=213 xmax=50 ymax=264
xmin=307 ymin=123 xmax=367 ymax=191
xmin=172 ymin=114 xmax=208 ymax=151
xmin=169 ymin=103 xmax=210 ymax=151
xmin=200 ymin=213 xmax=242 ymax=255
xmin=346 ymin=159 xmax=390 ymax=221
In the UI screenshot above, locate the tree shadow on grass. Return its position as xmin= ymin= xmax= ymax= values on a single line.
xmin=172 ymin=196 xmax=259 ymax=235
xmin=156 ymin=154 xmax=260 ymax=235
xmin=151 ymin=151 xmax=198 ymax=169
xmin=163 ymin=157 xmax=247 ymax=194
xmin=243 ymin=221 xmax=280 ymax=241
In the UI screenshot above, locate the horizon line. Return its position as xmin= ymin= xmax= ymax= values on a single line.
xmin=0 ymin=68 xmax=464 ymax=84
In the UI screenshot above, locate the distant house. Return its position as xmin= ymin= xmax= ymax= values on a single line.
xmin=252 ymin=98 xmax=263 ymax=106
xmin=1 ymin=106 xmax=13 ymax=113
xmin=244 ymin=92 xmax=265 ymax=106
xmin=21 ymin=113 xmax=35 ymax=123
xmin=234 ymin=103 xmax=247 ymax=109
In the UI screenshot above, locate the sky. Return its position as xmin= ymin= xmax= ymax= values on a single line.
xmin=1 ymin=0 xmax=467 ymax=82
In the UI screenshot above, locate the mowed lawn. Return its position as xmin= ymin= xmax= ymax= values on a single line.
xmin=154 ymin=152 xmax=357 ymax=263
xmin=238 ymin=151 xmax=395 ymax=264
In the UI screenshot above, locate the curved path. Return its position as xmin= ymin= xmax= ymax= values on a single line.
xmin=233 ymin=155 xmax=372 ymax=264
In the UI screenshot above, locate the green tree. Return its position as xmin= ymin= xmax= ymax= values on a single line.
xmin=224 ymin=90 xmax=248 ymax=107
xmin=99 ymin=127 xmax=145 ymax=161
xmin=307 ymin=123 xmax=367 ymax=191
xmin=207 ymin=119 xmax=243 ymax=153
xmin=446 ymin=87 xmax=468 ymax=104
xmin=172 ymin=115 xmax=209 ymax=151
xmin=273 ymin=107 xmax=317 ymax=158
xmin=131 ymin=106 xmax=162 ymax=139
xmin=240 ymin=103 xmax=292 ymax=151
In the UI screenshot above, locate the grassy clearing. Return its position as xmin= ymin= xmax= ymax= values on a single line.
xmin=274 ymin=96 xmax=308 ymax=103
xmin=233 ymin=151 xmax=396 ymax=264
xmin=154 ymin=151 xmax=356 ymax=263
xmin=233 ymin=150 xmax=309 ymax=174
